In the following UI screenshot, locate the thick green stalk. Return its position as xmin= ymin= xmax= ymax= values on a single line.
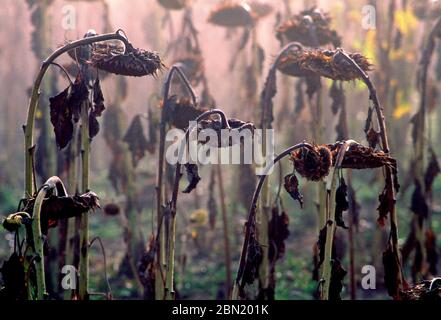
xmin=166 ymin=109 xmax=229 ymax=300
xmin=79 ymin=101 xmax=90 ymax=300
xmin=217 ymin=165 xmax=232 ymax=296
xmin=32 ymin=187 xmax=49 ymax=300
xmin=156 ymin=66 xmax=198 ymax=299
xmin=321 ymin=140 xmax=356 ymax=300
xmin=31 ymin=176 xmax=67 ymax=300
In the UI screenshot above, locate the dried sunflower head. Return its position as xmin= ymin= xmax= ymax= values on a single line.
xmin=157 ymin=0 xmax=189 ymax=10
xmin=91 ymin=42 xmax=164 ymax=77
xmin=276 ymin=7 xmax=341 ymax=47
xmin=411 ymin=0 xmax=441 ymax=20
xmin=208 ymin=1 xmax=254 ymax=28
xmin=290 ymin=144 xmax=332 ymax=181
xmin=327 ymin=142 xmax=396 ymax=170
xmin=276 ymin=47 xmax=316 ymax=77
xmin=162 ymin=96 xmax=206 ymax=130
xmin=297 ymin=49 xmax=373 ymax=81
xmin=249 ymin=0 xmax=274 ymax=20
xmin=173 ymin=53 xmax=204 ymax=86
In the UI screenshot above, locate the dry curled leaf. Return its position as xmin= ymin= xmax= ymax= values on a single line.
xmin=383 ymin=242 xmax=402 ymax=299
xmin=425 ymin=149 xmax=440 ymax=192
xmin=0 ymin=253 xmax=26 ymax=300
xmin=335 ymin=177 xmax=349 ymax=229
xmin=329 ymin=81 xmax=345 ymax=115
xmin=268 ymin=206 xmax=290 ymax=262
xmin=410 ymin=181 xmax=429 ymax=225
xmin=425 ymin=229 xmax=438 ymax=276
xmin=123 ymin=115 xmax=150 ymax=167
xmin=49 ymin=75 xmax=89 ymax=149
xmin=183 ymin=163 xmax=201 ymax=193
xmin=329 ymin=259 xmax=347 ymax=300
xmin=242 ymin=233 xmax=263 ymax=287
xmin=138 ymin=235 xmax=156 ymax=300
xmin=283 ymin=173 xmax=303 ymax=207
xmin=377 ymin=186 xmax=395 ymax=227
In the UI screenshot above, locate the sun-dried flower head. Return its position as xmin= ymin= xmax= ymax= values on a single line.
xmin=327 ymin=142 xmax=396 ymax=170
xmin=208 ymin=1 xmax=254 ymax=28
xmin=276 ymin=47 xmax=316 ymax=77
xmin=91 ymin=42 xmax=164 ymax=77
xmin=286 ymin=48 xmax=372 ymax=81
xmin=290 ymin=144 xmax=332 ymax=181
xmin=173 ymin=53 xmax=204 ymax=86
xmin=157 ymin=0 xmax=189 ymax=10
xmin=276 ymin=7 xmax=341 ymax=47
xmin=411 ymin=0 xmax=441 ymax=20
xmin=249 ymin=0 xmax=274 ymax=20
xmin=162 ymin=96 xmax=206 ymax=130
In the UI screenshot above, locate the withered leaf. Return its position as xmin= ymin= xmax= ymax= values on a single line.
xmin=268 ymin=206 xmax=290 ymax=262
xmin=366 ymin=127 xmax=380 ymax=149
xmin=383 ymin=242 xmax=401 ymax=298
xmin=123 ymin=115 xmax=150 ymax=167
xmin=410 ymin=181 xmax=429 ymax=225
xmin=89 ymin=112 xmax=100 ymax=139
xmin=283 ymin=173 xmax=303 ymax=207
xmin=92 ymin=77 xmax=105 ymax=116
xmin=49 ymin=87 xmax=73 ymax=149
xmin=425 ymin=149 xmax=440 ymax=192
xmin=70 ymin=74 xmax=90 ymax=122
xmin=313 ymin=226 xmax=328 ymax=280
xmin=329 ymin=81 xmax=345 ymax=115
xmin=0 ymin=253 xmax=26 ymax=300
xmin=329 ymin=259 xmax=347 ymax=300
xmin=242 ymin=234 xmax=263 ymax=286
xmin=183 ymin=163 xmax=201 ymax=193
xmin=335 ymin=177 xmax=349 ymax=229
xmin=377 ymin=186 xmax=395 ymax=227
xmin=138 ymin=235 xmax=156 ymax=300
xmin=425 ymin=228 xmax=438 ymax=276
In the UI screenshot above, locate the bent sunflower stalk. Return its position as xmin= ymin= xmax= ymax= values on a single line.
xmin=156 ymin=65 xmax=197 ymax=299
xmin=31 ymin=176 xmax=68 ymax=300
xmin=165 ymin=109 xmax=229 ymax=300
xmin=334 ymin=49 xmax=404 ymax=298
